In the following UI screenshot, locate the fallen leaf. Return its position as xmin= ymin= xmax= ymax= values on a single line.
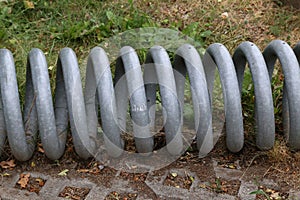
xmin=228 ymin=164 xmax=236 ymax=169
xmin=77 ymin=169 xmax=90 ymax=173
xmin=171 ymin=172 xmax=178 ymax=177
xmin=58 ymin=169 xmax=69 ymax=176
xmin=0 ymin=160 xmax=16 ymax=169
xmin=221 ymin=12 xmax=229 ymax=19
xmin=31 ymin=162 xmax=36 ymax=167
xmin=2 ymin=173 xmax=11 ymax=176
xmin=271 ymin=192 xmax=280 ymax=199
xmin=189 ymin=176 xmax=194 ymax=182
xmin=35 ymin=178 xmax=45 ymax=187
xmin=266 ymin=188 xmax=275 ymax=193
xmin=29 ymin=187 xmax=39 ymax=193
xmin=90 ymin=167 xmax=100 ymax=174
xmin=134 ymin=176 xmax=139 ymax=181
xmin=17 ymin=173 xmax=30 ymax=188
xmin=221 ymin=186 xmax=228 ymax=192
xmin=37 ymin=145 xmax=45 ymax=153
xmin=24 ymin=0 xmax=34 ymax=9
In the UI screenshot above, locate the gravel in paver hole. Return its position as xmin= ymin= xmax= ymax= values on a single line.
xmin=14 ymin=173 xmax=46 ymax=194
xmin=163 ymin=171 xmax=194 ymax=190
xmin=105 ymin=191 xmax=138 ymax=200
xmin=58 ymin=186 xmax=90 ymax=200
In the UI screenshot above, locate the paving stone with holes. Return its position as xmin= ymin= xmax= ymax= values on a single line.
xmin=237 ymin=181 xmax=258 ymax=200
xmin=0 ymin=168 xmax=299 ymax=199
xmin=144 ymin=168 xmax=237 ymax=199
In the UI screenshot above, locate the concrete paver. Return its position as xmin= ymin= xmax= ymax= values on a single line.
xmin=0 ymin=160 xmax=299 ymax=199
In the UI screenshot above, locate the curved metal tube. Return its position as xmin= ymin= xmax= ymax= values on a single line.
xmin=114 ymin=46 xmax=153 ymax=154
xmin=203 ymin=43 xmax=244 ymax=153
xmin=173 ymin=44 xmax=213 ymax=157
xmin=144 ymin=46 xmax=183 ymax=155
xmin=0 ymin=49 xmax=36 ymax=161
xmin=0 ymin=48 xmax=92 ymax=161
xmin=263 ymin=40 xmax=300 ymax=150
xmin=85 ymin=47 xmax=123 ymax=157
xmin=233 ymin=42 xmax=275 ymax=150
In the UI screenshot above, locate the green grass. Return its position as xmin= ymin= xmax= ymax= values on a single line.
xmin=0 ymin=0 xmax=157 ymax=102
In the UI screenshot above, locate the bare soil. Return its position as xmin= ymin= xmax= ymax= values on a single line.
xmin=58 ymin=186 xmax=91 ymax=200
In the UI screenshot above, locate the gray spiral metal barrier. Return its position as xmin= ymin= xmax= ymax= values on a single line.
xmin=0 ymin=40 xmax=299 ymax=162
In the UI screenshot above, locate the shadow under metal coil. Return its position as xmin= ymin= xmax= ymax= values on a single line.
xmin=0 ymin=40 xmax=299 ymax=161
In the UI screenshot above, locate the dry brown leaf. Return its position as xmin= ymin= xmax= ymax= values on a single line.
xmin=17 ymin=173 xmax=30 ymax=188
xmin=35 ymin=178 xmax=45 ymax=187
xmin=24 ymin=0 xmax=34 ymax=9
xmin=77 ymin=167 xmax=100 ymax=175
xmin=221 ymin=12 xmax=229 ymax=19
xmin=37 ymin=143 xmax=45 ymax=153
xmin=90 ymin=167 xmax=100 ymax=174
xmin=0 ymin=160 xmax=16 ymax=169
xmin=76 ymin=169 xmax=90 ymax=173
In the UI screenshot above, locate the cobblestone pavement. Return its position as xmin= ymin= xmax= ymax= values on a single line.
xmin=0 ymin=158 xmax=299 ymax=200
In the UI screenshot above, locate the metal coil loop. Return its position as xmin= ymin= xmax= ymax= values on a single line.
xmin=0 ymin=39 xmax=299 ymax=161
